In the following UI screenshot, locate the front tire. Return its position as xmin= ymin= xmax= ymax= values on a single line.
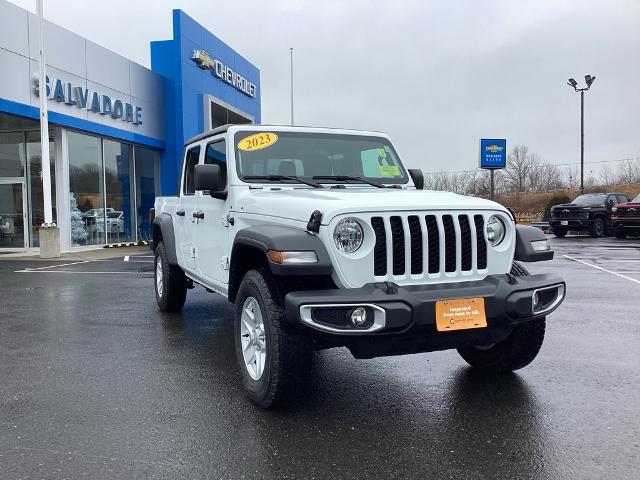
xmin=234 ymin=268 xmax=312 ymax=408
xmin=456 ymin=262 xmax=546 ymax=373
xmin=552 ymin=227 xmax=567 ymax=238
xmin=154 ymin=241 xmax=187 ymax=312
xmin=590 ymin=217 xmax=606 ymax=238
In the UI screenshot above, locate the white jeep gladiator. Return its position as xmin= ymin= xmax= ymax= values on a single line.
xmin=151 ymin=125 xmax=565 ymax=408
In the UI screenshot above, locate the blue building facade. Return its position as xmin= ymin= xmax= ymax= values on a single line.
xmin=151 ymin=10 xmax=261 ymax=195
xmin=0 ymin=0 xmax=260 ymax=252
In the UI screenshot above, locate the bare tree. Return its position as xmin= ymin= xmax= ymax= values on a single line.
xmin=535 ymin=163 xmax=564 ymax=191
xmin=504 ymin=145 xmax=532 ymax=193
xmin=564 ymin=165 xmax=580 ymax=190
xmin=599 ymin=164 xmax=617 ymax=186
xmin=616 ymin=159 xmax=640 ymax=184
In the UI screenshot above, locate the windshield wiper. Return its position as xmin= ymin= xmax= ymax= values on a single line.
xmin=312 ymin=175 xmax=386 ymax=188
xmin=243 ymin=175 xmax=323 ymax=188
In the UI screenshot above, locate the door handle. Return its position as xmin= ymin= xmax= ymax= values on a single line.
xmin=192 ymin=211 xmax=205 ymax=219
xmin=176 ymin=209 xmax=185 ymax=217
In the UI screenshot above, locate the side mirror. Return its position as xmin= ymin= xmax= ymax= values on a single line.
xmin=408 ymin=168 xmax=424 ymax=190
xmin=608 ymin=199 xmax=615 ymax=206
xmin=194 ymin=164 xmax=226 ymax=197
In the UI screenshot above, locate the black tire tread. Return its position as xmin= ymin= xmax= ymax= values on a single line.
xmin=456 ymin=261 xmax=545 ymax=373
xmin=235 ymin=268 xmax=312 ymax=408
xmin=590 ymin=217 xmax=605 ymax=238
xmin=155 ymin=242 xmax=187 ymax=313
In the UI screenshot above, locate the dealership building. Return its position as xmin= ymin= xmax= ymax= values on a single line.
xmin=0 ymin=0 xmax=260 ymax=252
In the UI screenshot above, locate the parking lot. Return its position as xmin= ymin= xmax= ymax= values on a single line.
xmin=1 ymin=236 xmax=639 ymax=479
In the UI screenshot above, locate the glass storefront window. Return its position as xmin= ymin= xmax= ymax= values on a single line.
xmin=104 ymin=140 xmax=134 ymax=242
xmin=134 ymin=146 xmax=160 ymax=241
xmin=0 ymin=131 xmax=25 ymax=177
xmin=0 ymin=183 xmax=25 ymax=248
xmin=68 ymin=131 xmax=104 ymax=246
xmin=26 ymin=130 xmax=56 ymax=247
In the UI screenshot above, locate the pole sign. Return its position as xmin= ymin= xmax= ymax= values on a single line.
xmin=479 ymin=139 xmax=507 ymax=169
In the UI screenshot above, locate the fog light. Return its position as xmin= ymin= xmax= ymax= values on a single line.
xmin=351 ymin=307 xmax=367 ymax=326
xmin=531 ymin=239 xmax=551 ymax=252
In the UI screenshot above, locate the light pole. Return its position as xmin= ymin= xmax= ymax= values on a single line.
xmin=289 ymin=47 xmax=294 ymax=126
xmin=567 ymin=74 xmax=596 ymax=193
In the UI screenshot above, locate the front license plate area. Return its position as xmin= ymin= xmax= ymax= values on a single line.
xmin=435 ymin=297 xmax=487 ymax=332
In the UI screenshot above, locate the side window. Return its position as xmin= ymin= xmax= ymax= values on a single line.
xmin=182 ymin=146 xmax=201 ymax=195
xmin=205 ymin=140 xmax=227 ymax=188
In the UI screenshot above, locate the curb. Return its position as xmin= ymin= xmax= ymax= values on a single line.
xmin=104 ymin=241 xmax=150 ymax=249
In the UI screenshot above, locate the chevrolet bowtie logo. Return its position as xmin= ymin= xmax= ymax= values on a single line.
xmin=562 ymin=209 xmax=570 ymax=213
xmin=485 ymin=145 xmax=503 ymax=153
xmin=192 ymin=50 xmax=215 ymax=69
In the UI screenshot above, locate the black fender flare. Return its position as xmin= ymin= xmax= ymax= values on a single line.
xmin=514 ymin=225 xmax=554 ymax=262
xmin=152 ymin=213 xmax=178 ymax=265
xmin=232 ymin=225 xmax=333 ymax=276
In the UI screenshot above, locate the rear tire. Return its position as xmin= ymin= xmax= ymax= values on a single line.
xmin=456 ymin=262 xmax=546 ymax=373
xmin=234 ymin=268 xmax=312 ymax=408
xmin=552 ymin=227 xmax=567 ymax=238
xmin=590 ymin=217 xmax=606 ymax=238
xmin=154 ymin=241 xmax=187 ymax=312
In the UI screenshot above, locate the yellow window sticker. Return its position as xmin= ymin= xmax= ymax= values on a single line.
xmin=377 ymin=148 xmax=387 ymax=158
xmin=238 ymin=132 xmax=279 ymax=152
xmin=379 ymin=165 xmax=401 ymax=176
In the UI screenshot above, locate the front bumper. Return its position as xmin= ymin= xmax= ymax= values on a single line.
xmin=284 ymin=273 xmax=565 ymax=357
xmin=549 ymin=218 xmax=592 ymax=230
xmin=612 ymin=218 xmax=640 ymax=232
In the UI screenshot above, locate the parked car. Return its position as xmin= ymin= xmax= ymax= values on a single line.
xmin=549 ymin=192 xmax=630 ymax=238
xmin=95 ymin=211 xmax=124 ymax=234
xmin=612 ymin=194 xmax=640 ymax=239
xmin=150 ymin=124 xmax=565 ymax=408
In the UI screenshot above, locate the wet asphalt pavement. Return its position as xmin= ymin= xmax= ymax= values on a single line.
xmin=1 ymin=236 xmax=639 ymax=479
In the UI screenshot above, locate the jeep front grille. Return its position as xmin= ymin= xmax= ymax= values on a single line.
xmin=370 ymin=214 xmax=488 ymax=278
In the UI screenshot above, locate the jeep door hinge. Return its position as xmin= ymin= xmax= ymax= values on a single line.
xmin=221 ymin=256 xmax=230 ymax=270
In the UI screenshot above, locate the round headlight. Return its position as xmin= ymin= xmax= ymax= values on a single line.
xmin=486 ymin=215 xmax=506 ymax=246
xmin=612 ymin=206 xmax=617 ymax=213
xmin=333 ymin=218 xmax=364 ymax=254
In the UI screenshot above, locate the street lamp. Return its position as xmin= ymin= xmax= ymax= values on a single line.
xmin=567 ymin=74 xmax=596 ymax=193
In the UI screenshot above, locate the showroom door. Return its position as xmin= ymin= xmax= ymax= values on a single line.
xmin=0 ymin=179 xmax=27 ymax=249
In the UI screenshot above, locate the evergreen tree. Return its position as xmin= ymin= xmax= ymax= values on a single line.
xmin=70 ymin=193 xmax=87 ymax=245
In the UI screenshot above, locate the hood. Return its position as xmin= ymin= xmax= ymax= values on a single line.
xmin=553 ymin=203 xmax=603 ymax=209
xmin=616 ymin=201 xmax=640 ymax=208
xmin=234 ymin=187 xmax=508 ymax=223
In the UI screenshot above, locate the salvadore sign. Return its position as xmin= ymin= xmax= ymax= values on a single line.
xmin=33 ymin=75 xmax=143 ymax=125
xmin=192 ymin=50 xmax=257 ymax=98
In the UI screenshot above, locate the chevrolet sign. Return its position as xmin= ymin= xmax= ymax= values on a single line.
xmin=192 ymin=50 xmax=257 ymax=98
xmin=479 ymin=138 xmax=507 ymax=169
xmin=485 ymin=145 xmax=503 ymax=153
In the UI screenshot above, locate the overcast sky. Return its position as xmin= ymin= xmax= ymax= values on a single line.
xmin=11 ymin=0 xmax=640 ymax=175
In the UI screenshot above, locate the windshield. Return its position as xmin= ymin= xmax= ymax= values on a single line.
xmin=572 ymin=193 xmax=607 ymax=204
xmin=234 ymin=131 xmax=408 ymax=185
xmin=632 ymin=194 xmax=640 ymax=203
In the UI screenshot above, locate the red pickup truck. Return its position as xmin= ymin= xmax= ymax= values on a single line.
xmin=612 ymin=194 xmax=640 ymax=239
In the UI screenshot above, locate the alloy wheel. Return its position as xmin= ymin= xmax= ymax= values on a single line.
xmin=156 ymin=256 xmax=163 ymax=297
xmin=240 ymin=296 xmax=267 ymax=380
